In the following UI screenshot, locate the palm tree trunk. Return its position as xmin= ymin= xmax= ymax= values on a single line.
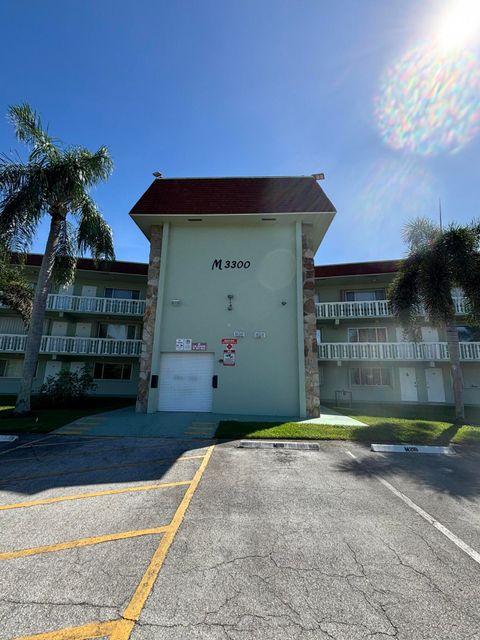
xmin=445 ymin=318 xmax=465 ymax=422
xmin=14 ymin=215 xmax=61 ymax=414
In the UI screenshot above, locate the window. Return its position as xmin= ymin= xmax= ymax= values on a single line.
xmin=316 ymin=329 xmax=322 ymax=345
xmin=348 ymin=327 xmax=387 ymax=343
xmin=344 ymin=289 xmax=385 ymax=302
xmin=104 ymin=288 xmax=140 ymax=300
xmin=351 ymin=367 xmax=391 ymax=386
xmin=0 ymin=360 xmax=7 ymax=377
xmin=93 ymin=362 xmax=132 ymax=380
xmin=457 ymin=326 xmax=480 ymax=342
xmin=98 ymin=324 xmax=138 ymax=340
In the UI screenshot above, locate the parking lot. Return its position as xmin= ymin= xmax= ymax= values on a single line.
xmin=0 ymin=435 xmax=479 ymax=639
xmin=0 ymin=434 xmax=213 ymax=640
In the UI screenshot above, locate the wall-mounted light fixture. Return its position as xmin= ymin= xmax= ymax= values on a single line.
xmin=227 ymin=294 xmax=234 ymax=311
xmin=281 ymin=301 xmax=287 ymax=306
xmin=171 ymin=299 xmax=181 ymax=306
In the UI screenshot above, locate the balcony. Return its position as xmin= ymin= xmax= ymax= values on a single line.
xmin=0 ymin=334 xmax=142 ymax=357
xmin=316 ymin=297 xmax=468 ymax=320
xmin=318 ymin=341 xmax=480 ymax=362
xmin=46 ymin=294 xmax=146 ymax=316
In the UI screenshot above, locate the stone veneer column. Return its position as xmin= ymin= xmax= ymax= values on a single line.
xmin=302 ymin=222 xmax=320 ymax=417
xmin=136 ymin=225 xmax=163 ymax=413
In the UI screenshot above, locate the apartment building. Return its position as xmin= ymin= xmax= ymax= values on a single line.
xmin=2 ymin=255 xmax=479 ymax=409
xmin=0 ymin=255 xmax=147 ymax=397
xmin=315 ymin=260 xmax=480 ymax=408
xmin=1 ymin=176 xmax=479 ymax=412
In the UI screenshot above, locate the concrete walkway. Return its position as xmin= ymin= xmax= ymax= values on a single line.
xmin=55 ymin=404 xmax=365 ymax=439
xmin=299 ymin=405 xmax=367 ymax=427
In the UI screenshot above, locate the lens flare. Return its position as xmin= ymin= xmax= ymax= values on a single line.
xmin=375 ymin=45 xmax=480 ymax=155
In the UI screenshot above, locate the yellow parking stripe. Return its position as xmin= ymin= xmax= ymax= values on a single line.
xmin=109 ymin=619 xmax=135 ymax=640
xmin=0 ymin=526 xmax=169 ymax=561
xmin=1 ymin=454 xmax=205 ymax=484
xmin=12 ymin=619 xmax=119 ymax=640
xmin=122 ymin=445 xmax=214 ymax=627
xmin=0 ymin=480 xmax=192 ymax=511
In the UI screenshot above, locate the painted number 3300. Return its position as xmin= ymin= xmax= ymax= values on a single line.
xmin=212 ymin=259 xmax=251 ymax=270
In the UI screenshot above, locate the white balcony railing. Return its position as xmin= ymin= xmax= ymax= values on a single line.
xmin=0 ymin=334 xmax=142 ymax=357
xmin=318 ymin=341 xmax=480 ymax=361
xmin=316 ymin=297 xmax=468 ymax=320
xmin=46 ymin=294 xmax=145 ymax=316
xmin=0 ymin=334 xmax=27 ymax=352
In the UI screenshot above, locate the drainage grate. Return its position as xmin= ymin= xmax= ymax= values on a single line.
xmin=239 ymin=440 xmax=320 ymax=451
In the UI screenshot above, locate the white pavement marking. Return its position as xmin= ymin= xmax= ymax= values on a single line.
xmin=371 ymin=443 xmax=455 ymax=455
xmin=346 ymin=449 xmax=480 ymax=567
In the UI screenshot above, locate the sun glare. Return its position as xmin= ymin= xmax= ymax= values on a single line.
xmin=435 ymin=0 xmax=480 ymax=51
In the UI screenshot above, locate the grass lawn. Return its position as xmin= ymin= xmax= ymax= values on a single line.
xmin=335 ymin=402 xmax=480 ymax=424
xmin=0 ymin=397 xmax=134 ymax=434
xmin=216 ymin=415 xmax=480 ymax=446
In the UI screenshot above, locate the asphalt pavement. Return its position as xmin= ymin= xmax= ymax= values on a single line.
xmin=0 ymin=435 xmax=479 ymax=639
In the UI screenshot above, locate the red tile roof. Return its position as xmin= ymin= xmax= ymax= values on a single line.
xmin=21 ymin=254 xmax=148 ymax=276
xmin=129 ymin=177 xmax=336 ymax=216
xmin=315 ymin=260 xmax=402 ymax=278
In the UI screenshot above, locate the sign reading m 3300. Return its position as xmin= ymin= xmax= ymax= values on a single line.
xmin=211 ymin=259 xmax=251 ymax=270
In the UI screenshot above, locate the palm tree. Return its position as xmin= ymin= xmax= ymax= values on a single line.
xmin=389 ymin=217 xmax=480 ymax=421
xmin=0 ymin=104 xmax=114 ymax=414
xmin=0 ymin=241 xmax=33 ymax=325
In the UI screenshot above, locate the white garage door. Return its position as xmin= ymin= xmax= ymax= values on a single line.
xmin=158 ymin=353 xmax=214 ymax=412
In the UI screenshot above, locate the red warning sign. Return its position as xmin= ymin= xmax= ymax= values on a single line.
xmin=221 ymin=338 xmax=238 ymax=345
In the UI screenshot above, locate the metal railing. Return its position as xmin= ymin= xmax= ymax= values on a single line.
xmin=318 ymin=341 xmax=480 ymax=361
xmin=46 ymin=294 xmax=145 ymax=316
xmin=315 ymin=297 xmax=467 ymax=320
xmin=0 ymin=334 xmax=142 ymax=357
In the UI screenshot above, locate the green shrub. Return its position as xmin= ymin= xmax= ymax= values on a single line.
xmin=39 ymin=366 xmax=96 ymax=408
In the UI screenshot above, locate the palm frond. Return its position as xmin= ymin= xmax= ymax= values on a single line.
xmin=52 ymin=219 xmax=77 ymax=285
xmin=444 ymin=222 xmax=480 ymax=321
xmin=0 ymin=163 xmax=47 ymax=251
xmin=389 ymin=253 xmax=423 ymax=339
xmin=403 ymin=217 xmax=440 ymax=252
xmin=0 ymin=155 xmax=31 ymax=191
xmin=417 ymin=245 xmax=454 ymax=324
xmin=0 ymin=242 xmax=33 ymax=325
xmin=62 ymin=146 xmax=113 ymax=188
xmin=76 ymin=196 xmax=115 ymax=262
xmin=8 ymin=104 xmax=59 ymax=162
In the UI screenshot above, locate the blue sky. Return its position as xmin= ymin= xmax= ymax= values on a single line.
xmin=1 ymin=0 xmax=479 ymax=265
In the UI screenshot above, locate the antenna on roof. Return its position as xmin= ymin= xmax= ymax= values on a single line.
xmin=152 ymin=171 xmax=162 ymax=178
xmin=312 ymin=172 xmax=325 ymax=181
